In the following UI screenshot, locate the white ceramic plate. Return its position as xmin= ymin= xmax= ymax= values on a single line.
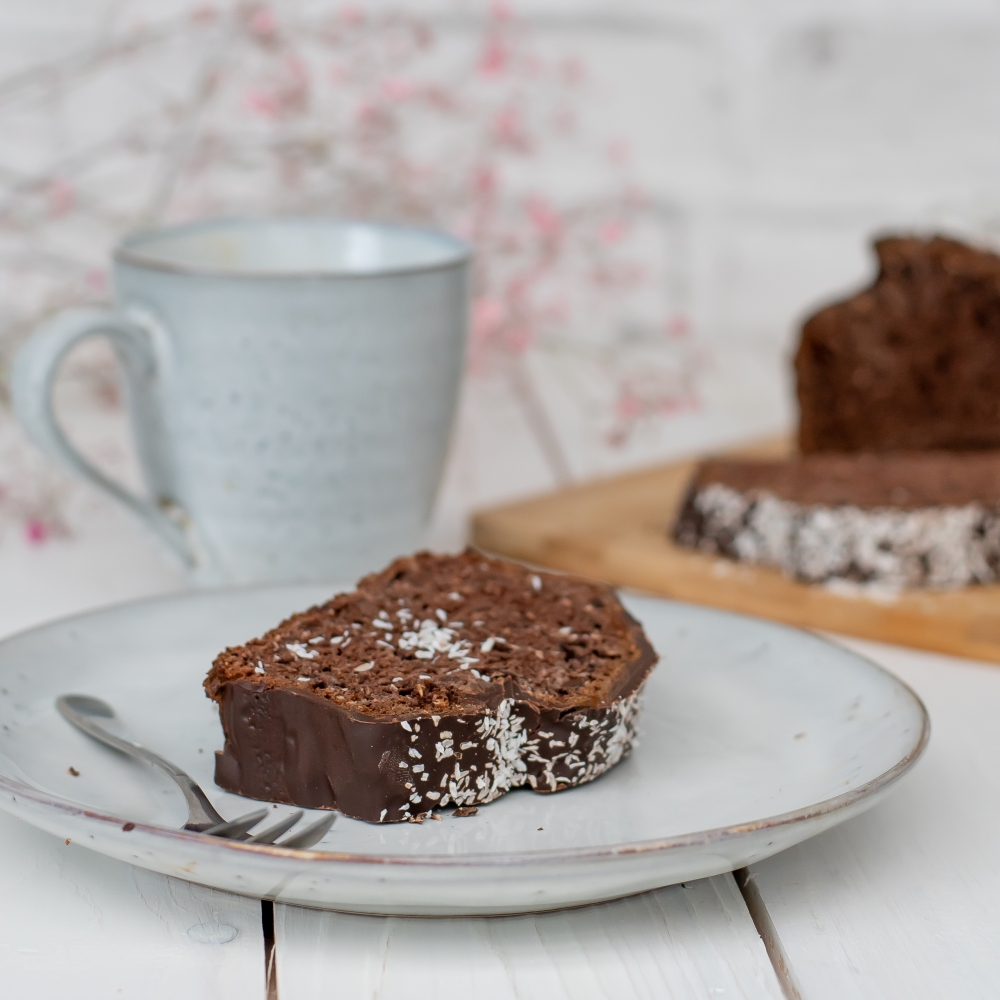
xmin=0 ymin=586 xmax=928 ymax=916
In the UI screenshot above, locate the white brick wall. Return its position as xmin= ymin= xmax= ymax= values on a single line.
xmin=3 ymin=0 xmax=1000 ymax=552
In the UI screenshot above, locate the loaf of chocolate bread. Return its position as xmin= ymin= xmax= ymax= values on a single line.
xmin=796 ymin=235 xmax=1000 ymax=453
xmin=673 ymin=452 xmax=1000 ymax=589
xmin=205 ymin=550 xmax=657 ymax=823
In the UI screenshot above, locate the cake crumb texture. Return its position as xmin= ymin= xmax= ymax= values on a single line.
xmin=797 ymin=235 xmax=1000 ymax=453
xmin=206 ymin=549 xmax=648 ymax=717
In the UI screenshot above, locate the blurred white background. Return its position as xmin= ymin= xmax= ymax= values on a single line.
xmin=2 ymin=0 xmax=1000 ymax=624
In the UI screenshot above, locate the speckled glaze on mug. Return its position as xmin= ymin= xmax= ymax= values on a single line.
xmin=12 ymin=218 xmax=471 ymax=584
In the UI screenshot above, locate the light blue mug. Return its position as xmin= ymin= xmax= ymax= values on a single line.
xmin=12 ymin=218 xmax=471 ymax=584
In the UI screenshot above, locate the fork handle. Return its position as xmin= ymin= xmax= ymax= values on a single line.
xmin=57 ymin=698 xmax=225 ymax=831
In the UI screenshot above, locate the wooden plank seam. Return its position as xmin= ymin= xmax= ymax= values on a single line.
xmin=735 ymin=868 xmax=807 ymax=1000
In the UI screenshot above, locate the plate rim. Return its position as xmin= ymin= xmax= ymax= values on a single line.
xmin=0 ymin=584 xmax=931 ymax=868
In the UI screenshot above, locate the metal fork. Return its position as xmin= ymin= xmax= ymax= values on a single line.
xmin=56 ymin=695 xmax=337 ymax=849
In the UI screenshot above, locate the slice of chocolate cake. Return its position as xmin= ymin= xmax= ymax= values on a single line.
xmin=673 ymin=452 xmax=1000 ymax=589
xmin=796 ymin=235 xmax=1000 ymax=453
xmin=205 ymin=550 xmax=657 ymax=823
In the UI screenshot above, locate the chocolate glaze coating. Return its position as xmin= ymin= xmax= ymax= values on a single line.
xmin=677 ymin=452 xmax=1000 ymax=513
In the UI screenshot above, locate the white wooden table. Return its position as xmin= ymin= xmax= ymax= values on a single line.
xmin=1 ymin=506 xmax=998 ymax=999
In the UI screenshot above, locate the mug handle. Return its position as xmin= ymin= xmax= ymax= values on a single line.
xmin=11 ymin=307 xmax=196 ymax=567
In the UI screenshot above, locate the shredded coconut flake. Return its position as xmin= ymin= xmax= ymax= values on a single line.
xmin=286 ymin=642 xmax=319 ymax=660
xmin=397 ymin=619 xmax=479 ymax=669
xmin=684 ymin=483 xmax=1000 ymax=591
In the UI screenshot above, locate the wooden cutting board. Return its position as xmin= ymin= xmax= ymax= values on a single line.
xmin=471 ymin=437 xmax=1000 ymax=665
